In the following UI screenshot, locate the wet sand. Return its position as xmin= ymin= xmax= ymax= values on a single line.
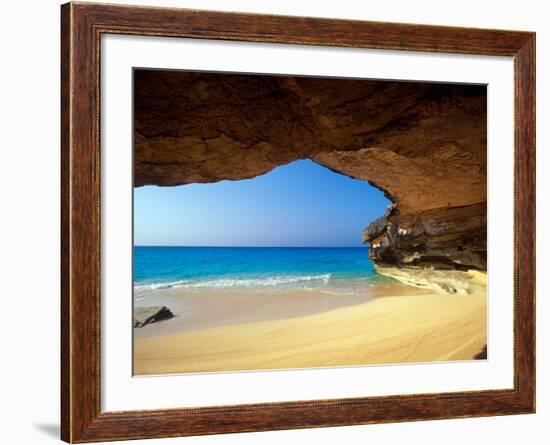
xmin=133 ymin=281 xmax=426 ymax=337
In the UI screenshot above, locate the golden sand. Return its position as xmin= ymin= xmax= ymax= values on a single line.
xmin=134 ymin=284 xmax=486 ymax=375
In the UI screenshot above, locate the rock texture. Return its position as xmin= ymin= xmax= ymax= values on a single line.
xmin=373 ymin=267 xmax=486 ymax=295
xmin=134 ymin=306 xmax=174 ymax=328
xmin=134 ymin=70 xmax=487 ymax=290
xmin=363 ymin=203 xmax=486 ymax=271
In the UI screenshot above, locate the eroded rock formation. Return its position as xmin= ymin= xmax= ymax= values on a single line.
xmin=134 ymin=70 xmax=487 ymax=292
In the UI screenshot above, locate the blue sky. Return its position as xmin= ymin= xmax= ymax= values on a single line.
xmin=134 ymin=159 xmax=390 ymax=247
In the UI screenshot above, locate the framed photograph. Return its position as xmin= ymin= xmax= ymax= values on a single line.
xmin=61 ymin=2 xmax=535 ymax=442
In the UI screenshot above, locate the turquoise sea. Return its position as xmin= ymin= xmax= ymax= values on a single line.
xmin=134 ymin=246 xmax=386 ymax=294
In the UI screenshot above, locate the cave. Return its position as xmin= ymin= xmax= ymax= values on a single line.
xmin=133 ymin=69 xmax=487 ymax=292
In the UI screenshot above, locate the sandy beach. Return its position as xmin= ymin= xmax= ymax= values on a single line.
xmin=134 ymin=277 xmax=486 ymax=375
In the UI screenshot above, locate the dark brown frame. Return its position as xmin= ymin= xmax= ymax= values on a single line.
xmin=61 ymin=2 xmax=536 ymax=442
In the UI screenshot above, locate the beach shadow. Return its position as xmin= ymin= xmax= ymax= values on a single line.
xmin=33 ymin=422 xmax=59 ymax=439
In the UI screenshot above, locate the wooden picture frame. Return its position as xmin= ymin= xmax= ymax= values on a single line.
xmin=61 ymin=2 xmax=535 ymax=442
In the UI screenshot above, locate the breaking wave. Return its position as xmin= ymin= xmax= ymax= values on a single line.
xmin=134 ymin=274 xmax=332 ymax=291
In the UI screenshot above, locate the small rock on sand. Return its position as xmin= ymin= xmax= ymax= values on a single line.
xmin=134 ymin=306 xmax=174 ymax=328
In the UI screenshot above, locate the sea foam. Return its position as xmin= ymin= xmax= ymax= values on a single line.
xmin=134 ymin=274 xmax=332 ymax=291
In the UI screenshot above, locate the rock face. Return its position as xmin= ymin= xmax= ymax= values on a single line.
xmin=364 ymin=203 xmax=486 ymax=271
xmin=134 ymin=306 xmax=174 ymax=328
xmin=134 ymin=70 xmax=487 ymax=290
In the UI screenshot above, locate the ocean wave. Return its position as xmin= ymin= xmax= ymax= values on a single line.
xmin=134 ymin=274 xmax=332 ymax=290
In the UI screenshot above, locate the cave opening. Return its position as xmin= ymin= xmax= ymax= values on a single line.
xmin=134 ymin=158 xmax=391 ymax=248
xmin=134 ymin=69 xmax=487 ymax=293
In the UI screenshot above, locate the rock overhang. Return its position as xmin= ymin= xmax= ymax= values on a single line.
xmin=133 ymin=69 xmax=487 ymax=278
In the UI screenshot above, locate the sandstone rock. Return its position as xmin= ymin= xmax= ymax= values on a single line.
xmin=133 ymin=70 xmax=487 ymax=284
xmin=363 ymin=217 xmax=390 ymax=244
xmin=134 ymin=306 xmax=174 ymax=328
xmin=374 ymin=266 xmax=486 ymax=295
xmin=367 ymin=203 xmax=486 ymax=272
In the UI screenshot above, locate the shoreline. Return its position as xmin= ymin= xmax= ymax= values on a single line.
xmin=134 ymin=275 xmax=487 ymax=375
xmin=133 ymin=280 xmax=426 ymax=337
